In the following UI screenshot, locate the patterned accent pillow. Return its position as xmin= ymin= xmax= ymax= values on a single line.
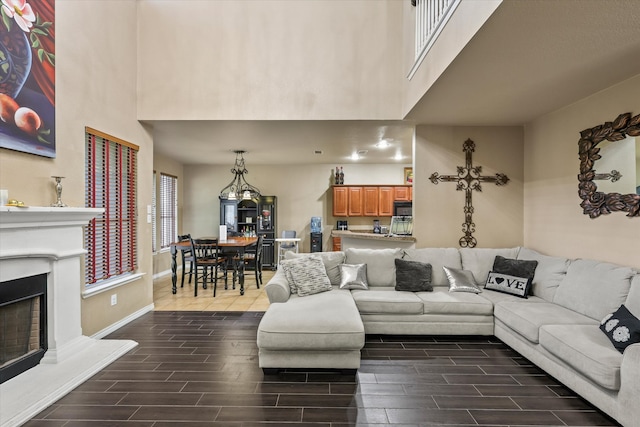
xmin=443 ymin=266 xmax=482 ymax=294
xmin=600 ymin=305 xmax=640 ymax=353
xmin=280 ymin=255 xmax=332 ymax=297
xmin=484 ymin=271 xmax=531 ymax=298
xmin=339 ymin=264 xmax=368 ymax=290
xmin=395 ymin=258 xmax=432 ymax=292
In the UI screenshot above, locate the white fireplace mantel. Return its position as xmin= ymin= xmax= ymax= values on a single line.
xmin=0 ymin=206 xmax=138 ymax=427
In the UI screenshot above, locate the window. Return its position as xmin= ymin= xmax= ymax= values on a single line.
xmin=85 ymin=127 xmax=138 ymax=286
xmin=160 ymin=173 xmax=177 ymax=249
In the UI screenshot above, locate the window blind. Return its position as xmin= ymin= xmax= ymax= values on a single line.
xmin=85 ymin=127 xmax=138 ymax=285
xmin=152 ymin=171 xmax=157 ymax=252
xmin=160 ymin=173 xmax=177 ymax=249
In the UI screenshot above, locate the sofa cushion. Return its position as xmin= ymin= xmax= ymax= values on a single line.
xmin=460 ymin=247 xmax=519 ymax=284
xmin=403 ymin=248 xmax=462 ymax=287
xmin=285 ymin=251 xmax=345 ymax=286
xmin=351 ymin=287 xmax=423 ymax=314
xmin=257 ymin=288 xmax=364 ymax=351
xmin=539 ymin=324 xmax=623 ymax=390
xmin=345 ymin=248 xmax=402 ymax=287
xmin=599 ymin=304 xmax=640 ymax=353
xmin=484 ymin=271 xmax=531 ymax=299
xmin=395 ymin=258 xmax=432 ymax=292
xmin=627 ymin=274 xmax=640 ymax=316
xmin=443 ymin=266 xmax=482 ymax=294
xmin=553 ymin=259 xmax=635 ymax=321
xmin=516 ymin=248 xmax=570 ymax=302
xmin=418 ymin=290 xmax=493 ymax=315
xmin=494 ymin=301 xmax=596 ymax=343
xmin=339 ymin=263 xmax=369 ymax=290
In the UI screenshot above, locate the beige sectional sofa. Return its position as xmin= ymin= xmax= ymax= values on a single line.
xmin=258 ymin=247 xmax=640 ymax=426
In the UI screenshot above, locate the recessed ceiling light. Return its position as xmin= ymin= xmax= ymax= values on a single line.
xmin=393 ymin=152 xmax=404 ymax=161
xmin=350 ymin=152 xmax=360 ymax=161
xmin=375 ymin=140 xmax=391 ymax=149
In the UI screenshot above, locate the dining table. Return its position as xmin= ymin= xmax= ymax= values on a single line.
xmin=169 ymin=236 xmax=258 ymax=296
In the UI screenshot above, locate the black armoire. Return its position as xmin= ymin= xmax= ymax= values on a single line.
xmin=220 ymin=196 xmax=277 ymax=269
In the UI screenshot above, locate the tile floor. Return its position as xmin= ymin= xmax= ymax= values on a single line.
xmin=24 ymin=311 xmax=620 ymax=426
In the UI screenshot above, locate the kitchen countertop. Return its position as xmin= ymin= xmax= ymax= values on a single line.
xmin=331 ymin=229 xmax=416 ymax=243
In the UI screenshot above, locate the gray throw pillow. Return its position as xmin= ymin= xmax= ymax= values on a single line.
xmin=395 ymin=258 xmax=432 ymax=292
xmin=443 ymin=266 xmax=482 ymax=293
xmin=280 ymin=255 xmax=332 ymax=296
xmin=484 ymin=271 xmax=531 ymax=298
xmin=285 ymin=251 xmax=345 ymax=286
xmin=339 ymin=264 xmax=369 ymax=290
xmin=493 ymin=255 xmax=538 ymax=280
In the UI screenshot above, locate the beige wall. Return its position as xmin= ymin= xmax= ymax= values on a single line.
xmin=152 ymin=153 xmax=184 ymax=276
xmin=413 ymin=126 xmax=524 ymax=248
xmin=524 ymin=74 xmax=640 ymax=269
xmin=137 ymin=0 xmax=403 ymax=121
xmin=401 ymin=0 xmax=501 ymax=116
xmin=0 ymin=0 xmax=154 ymax=336
xmin=180 ymin=163 xmax=409 ymax=262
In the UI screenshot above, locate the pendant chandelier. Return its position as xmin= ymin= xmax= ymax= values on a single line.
xmin=219 ymin=150 xmax=261 ymax=200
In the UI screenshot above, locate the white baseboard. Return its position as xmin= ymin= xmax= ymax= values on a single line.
xmin=153 ymin=265 xmax=182 ymax=280
xmin=91 ymin=303 xmax=155 ymax=339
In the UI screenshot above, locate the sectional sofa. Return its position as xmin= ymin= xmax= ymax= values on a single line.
xmin=257 ymin=247 xmax=640 ymax=426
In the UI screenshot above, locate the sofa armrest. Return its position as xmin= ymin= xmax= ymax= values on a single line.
xmin=265 ymin=268 xmax=291 ymax=303
xmin=617 ymin=342 xmax=640 ymax=426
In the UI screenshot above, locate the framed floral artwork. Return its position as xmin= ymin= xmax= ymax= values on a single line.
xmin=0 ymin=0 xmax=56 ymax=158
xmin=404 ymin=167 xmax=413 ymax=184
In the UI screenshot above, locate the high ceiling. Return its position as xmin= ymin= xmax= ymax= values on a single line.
xmin=151 ymin=0 xmax=640 ymax=166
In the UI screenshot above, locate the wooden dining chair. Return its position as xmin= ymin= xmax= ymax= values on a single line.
xmin=178 ymin=234 xmax=194 ymax=288
xmin=190 ymin=238 xmax=227 ymax=297
xmin=233 ymin=234 xmax=264 ymax=288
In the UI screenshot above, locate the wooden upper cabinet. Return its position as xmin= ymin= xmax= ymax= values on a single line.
xmin=347 ymin=187 xmax=364 ymax=216
xmin=363 ymin=187 xmax=379 ymax=216
xmin=378 ymin=186 xmax=394 ymax=216
xmin=332 ymin=186 xmax=349 ymax=217
xmin=394 ymin=186 xmax=412 ymax=201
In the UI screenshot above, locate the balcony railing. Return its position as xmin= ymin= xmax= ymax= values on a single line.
xmin=409 ymin=0 xmax=461 ymax=79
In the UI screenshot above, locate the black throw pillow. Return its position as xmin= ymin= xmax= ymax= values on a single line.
xmin=600 ymin=305 xmax=640 ymax=353
xmin=395 ymin=258 xmax=432 ymax=292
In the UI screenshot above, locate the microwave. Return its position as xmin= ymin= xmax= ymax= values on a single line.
xmin=393 ymin=201 xmax=412 ymax=216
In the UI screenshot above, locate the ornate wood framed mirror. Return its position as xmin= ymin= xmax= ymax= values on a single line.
xmin=578 ymin=112 xmax=640 ymax=218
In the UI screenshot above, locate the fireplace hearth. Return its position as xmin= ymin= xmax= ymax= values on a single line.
xmin=0 ymin=274 xmax=47 ymax=384
xmin=0 ymin=207 xmax=137 ymax=427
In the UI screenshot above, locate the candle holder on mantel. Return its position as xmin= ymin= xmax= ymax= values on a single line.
xmin=51 ymin=176 xmax=68 ymax=207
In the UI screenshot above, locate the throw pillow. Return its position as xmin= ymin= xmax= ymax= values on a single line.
xmin=484 ymin=271 xmax=531 ymax=298
xmin=279 ymin=256 xmax=332 ymax=296
xmin=493 ymin=256 xmax=538 ymax=293
xmin=600 ymin=305 xmax=640 ymax=353
xmin=339 ymin=264 xmax=369 ymax=290
xmin=443 ymin=266 xmax=482 ymax=294
xmin=395 ymin=258 xmax=433 ymax=292
xmin=285 ymin=251 xmax=345 ymax=286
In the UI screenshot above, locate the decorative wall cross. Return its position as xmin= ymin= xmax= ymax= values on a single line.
xmin=429 ymin=139 xmax=509 ymax=248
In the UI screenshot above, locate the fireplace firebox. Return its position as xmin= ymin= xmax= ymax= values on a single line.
xmin=0 ymin=274 xmax=47 ymax=384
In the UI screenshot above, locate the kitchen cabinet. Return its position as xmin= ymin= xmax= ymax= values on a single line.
xmin=332 ymin=186 xmax=349 ymax=217
xmin=394 ymin=186 xmax=412 ymax=201
xmin=333 ymin=185 xmax=412 ymax=217
xmin=378 ymin=186 xmax=394 ymax=216
xmin=363 ymin=187 xmax=379 ymax=216
xmin=347 ymin=187 xmax=364 ymax=216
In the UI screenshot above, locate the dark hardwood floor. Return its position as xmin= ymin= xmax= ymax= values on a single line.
xmin=25 ymin=311 xmax=620 ymax=426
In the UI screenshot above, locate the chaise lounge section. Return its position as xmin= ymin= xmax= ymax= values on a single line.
xmin=258 ymin=247 xmax=640 ymax=426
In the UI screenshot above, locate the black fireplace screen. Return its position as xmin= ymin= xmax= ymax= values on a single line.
xmin=0 ymin=274 xmax=47 ymax=383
